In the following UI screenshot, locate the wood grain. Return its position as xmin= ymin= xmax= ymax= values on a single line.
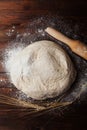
xmin=0 ymin=0 xmax=86 ymax=43
xmin=0 ymin=0 xmax=87 ymax=130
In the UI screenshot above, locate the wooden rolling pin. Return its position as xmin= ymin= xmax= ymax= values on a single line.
xmin=45 ymin=27 xmax=87 ymax=60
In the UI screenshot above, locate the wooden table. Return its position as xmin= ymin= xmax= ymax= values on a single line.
xmin=0 ymin=0 xmax=87 ymax=130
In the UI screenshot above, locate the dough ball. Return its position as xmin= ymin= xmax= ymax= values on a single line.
xmin=9 ymin=40 xmax=76 ymax=100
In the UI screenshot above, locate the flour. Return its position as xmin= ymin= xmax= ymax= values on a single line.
xmin=5 ymin=40 xmax=76 ymax=100
xmin=4 ymin=44 xmax=25 ymax=79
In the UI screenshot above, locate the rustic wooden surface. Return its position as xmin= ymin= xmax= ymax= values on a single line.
xmin=0 ymin=0 xmax=87 ymax=41
xmin=0 ymin=0 xmax=87 ymax=130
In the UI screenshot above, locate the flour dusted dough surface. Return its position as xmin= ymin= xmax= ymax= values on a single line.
xmin=10 ymin=40 xmax=76 ymax=100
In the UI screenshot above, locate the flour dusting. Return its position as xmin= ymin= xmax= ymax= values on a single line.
xmin=4 ymin=44 xmax=25 ymax=80
xmin=2 ymin=16 xmax=87 ymax=103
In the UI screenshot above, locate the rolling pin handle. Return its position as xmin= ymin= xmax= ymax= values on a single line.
xmin=45 ymin=27 xmax=87 ymax=60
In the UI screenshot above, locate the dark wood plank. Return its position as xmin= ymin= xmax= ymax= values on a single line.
xmin=0 ymin=0 xmax=87 ymax=130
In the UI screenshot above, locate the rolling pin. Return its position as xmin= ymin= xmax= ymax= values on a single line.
xmin=45 ymin=27 xmax=87 ymax=60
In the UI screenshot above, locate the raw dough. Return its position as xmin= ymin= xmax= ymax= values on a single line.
xmin=9 ymin=40 xmax=76 ymax=100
